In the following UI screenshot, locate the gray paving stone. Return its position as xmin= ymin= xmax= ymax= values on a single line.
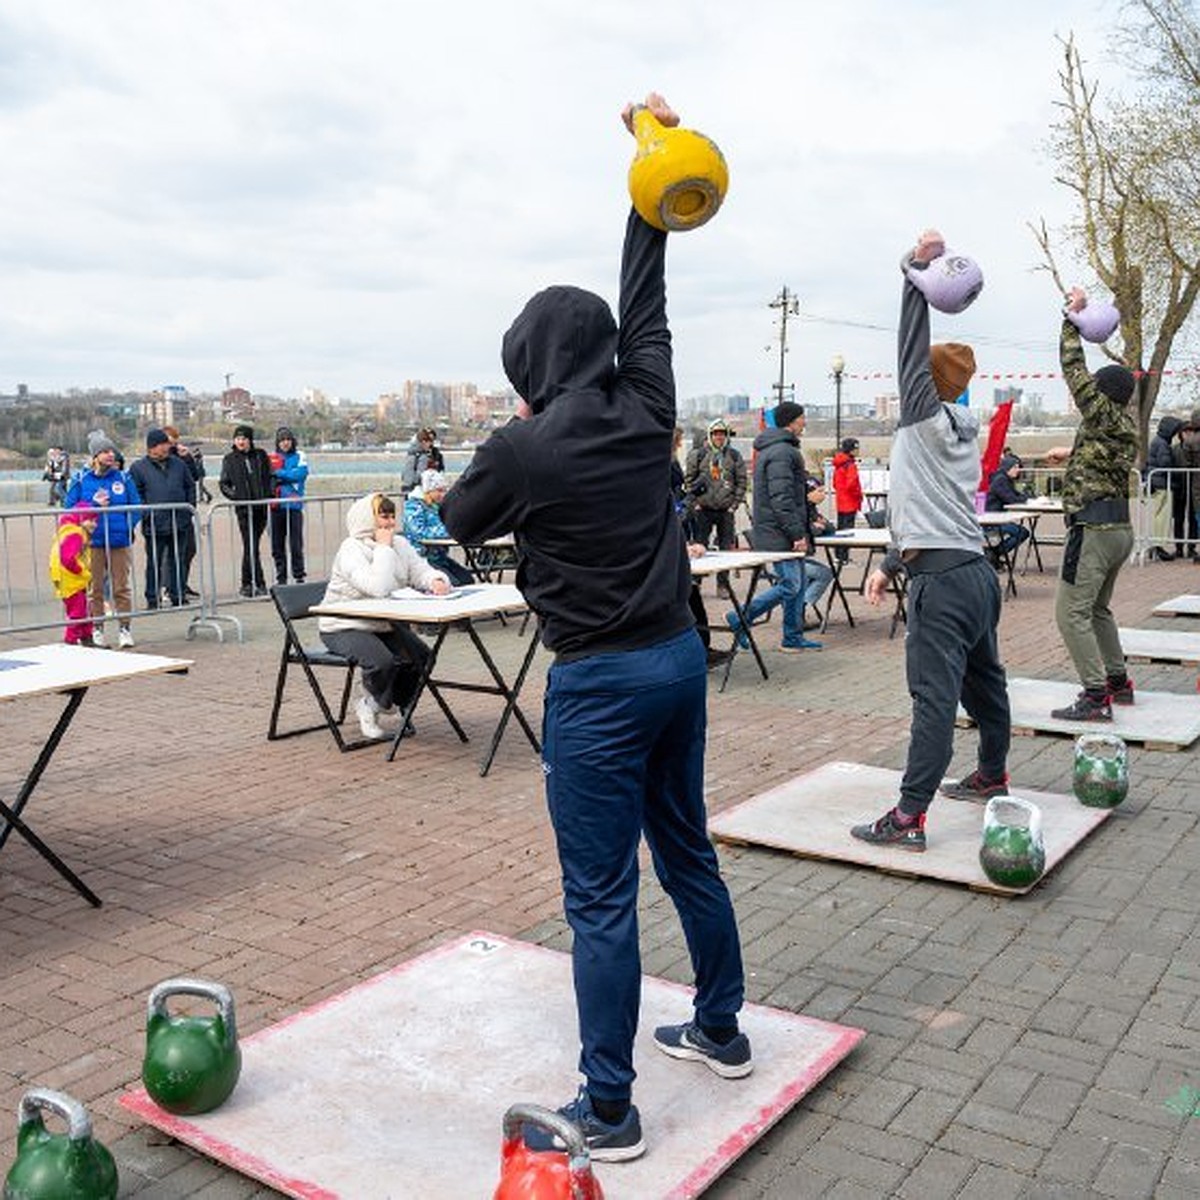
xmin=1091 ymin=1141 xmax=1165 ymax=1198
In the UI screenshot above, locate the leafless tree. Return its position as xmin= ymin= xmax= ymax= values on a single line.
xmin=1035 ymin=0 xmax=1200 ymax=457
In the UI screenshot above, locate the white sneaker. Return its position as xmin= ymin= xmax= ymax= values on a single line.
xmin=356 ymin=696 xmax=386 ymax=740
xmin=92 ymin=626 xmax=107 ymax=648
xmin=118 ymin=627 xmax=135 ymax=649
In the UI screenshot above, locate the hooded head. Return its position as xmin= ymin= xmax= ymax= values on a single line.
xmin=62 ymin=500 xmax=99 ymax=529
xmin=997 ymin=453 xmax=1022 ymax=477
xmin=501 ymin=285 xmax=618 ymax=415
xmin=1156 ymin=415 xmax=1184 ymax=442
xmin=232 ymin=424 xmax=255 ymax=445
xmin=420 ymin=469 xmax=448 ymax=496
xmin=275 ymin=426 xmax=297 ymax=450
xmin=345 ymin=492 xmax=395 ymax=541
xmin=87 ymin=430 xmax=117 ymax=459
xmin=1094 ymin=365 xmax=1136 ymax=406
xmin=929 ymin=343 xmax=976 ymax=401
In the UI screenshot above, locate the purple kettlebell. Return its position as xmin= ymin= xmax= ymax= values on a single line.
xmin=1067 ymin=300 xmax=1120 ymax=343
xmin=906 ymin=252 xmax=984 ymax=314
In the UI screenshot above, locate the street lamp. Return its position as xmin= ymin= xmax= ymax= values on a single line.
xmin=830 ymin=353 xmax=846 ymax=447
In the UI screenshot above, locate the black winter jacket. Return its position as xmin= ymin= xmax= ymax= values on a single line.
xmin=1147 ymin=416 xmax=1183 ymax=491
xmin=219 ymin=444 xmax=273 ymax=505
xmin=439 ymin=210 xmax=691 ymax=659
xmin=750 ymin=427 xmax=810 ymax=551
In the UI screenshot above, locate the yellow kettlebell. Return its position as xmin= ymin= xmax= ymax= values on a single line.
xmin=627 ymin=106 xmax=728 ymax=232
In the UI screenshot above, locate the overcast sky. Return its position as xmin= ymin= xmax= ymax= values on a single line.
xmin=1 ymin=1 xmax=1154 ymax=412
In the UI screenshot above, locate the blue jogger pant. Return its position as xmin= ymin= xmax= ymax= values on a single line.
xmin=543 ymin=628 xmax=745 ymax=1101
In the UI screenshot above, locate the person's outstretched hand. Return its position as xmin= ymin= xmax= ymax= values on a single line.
xmin=622 ymin=91 xmax=679 ymax=133
xmin=913 ymin=228 xmax=945 ymax=264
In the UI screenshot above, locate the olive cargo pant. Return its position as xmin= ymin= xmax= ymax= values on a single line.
xmin=1055 ymin=522 xmax=1134 ymax=692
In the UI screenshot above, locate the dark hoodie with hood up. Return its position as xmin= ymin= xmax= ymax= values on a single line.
xmin=1147 ymin=415 xmax=1183 ymax=491
xmin=440 ymin=210 xmax=691 ymax=659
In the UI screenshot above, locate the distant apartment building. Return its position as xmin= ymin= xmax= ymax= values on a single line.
xmin=374 ymin=381 xmax=478 ymax=426
xmin=678 ymin=393 xmax=752 ymax=421
xmin=221 ymin=386 xmax=255 ymax=424
xmin=874 ymin=392 xmax=901 ymax=422
xmin=141 ymin=385 xmax=190 ymax=428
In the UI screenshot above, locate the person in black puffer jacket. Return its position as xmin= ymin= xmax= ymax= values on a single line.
xmin=1147 ymin=415 xmax=1183 ymax=560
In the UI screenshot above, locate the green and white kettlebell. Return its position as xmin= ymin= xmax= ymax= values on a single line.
xmin=3 ymin=1088 xmax=117 ymax=1200
xmin=142 ymin=978 xmax=241 ymax=1115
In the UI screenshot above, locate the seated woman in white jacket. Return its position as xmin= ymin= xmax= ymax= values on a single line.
xmin=319 ymin=492 xmax=450 ymax=739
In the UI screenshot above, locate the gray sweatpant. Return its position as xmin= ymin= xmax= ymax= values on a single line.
xmin=898 ymin=556 xmax=1011 ymax=815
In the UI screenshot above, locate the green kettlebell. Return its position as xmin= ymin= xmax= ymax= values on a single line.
xmin=142 ymin=978 xmax=241 ymax=1116
xmin=3 ymin=1088 xmax=117 ymax=1200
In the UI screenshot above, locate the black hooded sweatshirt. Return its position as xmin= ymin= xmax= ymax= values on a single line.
xmin=440 ymin=210 xmax=691 ymax=659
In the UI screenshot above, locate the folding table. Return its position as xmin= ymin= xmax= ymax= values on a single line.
xmin=311 ymin=584 xmax=539 ymax=775
xmin=0 ymin=643 xmax=191 ymax=906
xmin=1004 ymin=496 xmax=1063 ymax=574
xmin=420 ymin=535 xmax=517 ymax=583
xmin=688 ymin=548 xmax=807 ymax=690
xmin=812 ymin=528 xmax=907 ymax=637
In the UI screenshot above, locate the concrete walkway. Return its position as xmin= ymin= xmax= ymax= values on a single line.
xmin=2 ymin=553 xmax=1200 ymax=1197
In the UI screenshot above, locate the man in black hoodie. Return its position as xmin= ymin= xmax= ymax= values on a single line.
xmin=219 ymin=424 xmax=273 ymax=596
xmin=440 ymin=93 xmax=747 ymax=1162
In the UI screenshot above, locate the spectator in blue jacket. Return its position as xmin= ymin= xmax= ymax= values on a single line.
xmin=270 ymin=426 xmax=309 ymax=585
xmin=403 ymin=470 xmax=474 ymax=586
xmin=64 ymin=430 xmax=142 ymax=648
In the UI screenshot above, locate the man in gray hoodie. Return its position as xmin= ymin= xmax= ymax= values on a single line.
xmin=851 ymin=228 xmax=1012 ymax=852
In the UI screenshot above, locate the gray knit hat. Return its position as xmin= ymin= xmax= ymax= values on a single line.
xmin=87 ymin=429 xmax=117 ymax=457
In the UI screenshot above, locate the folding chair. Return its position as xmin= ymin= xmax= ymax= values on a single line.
xmin=267 ymin=582 xmax=374 ymax=752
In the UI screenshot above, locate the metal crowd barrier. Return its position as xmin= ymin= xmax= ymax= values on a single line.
xmin=1136 ymin=466 xmax=1200 ymax=563
xmin=0 ymin=502 xmax=211 ymax=641
xmin=0 ymin=493 xmax=380 ymax=643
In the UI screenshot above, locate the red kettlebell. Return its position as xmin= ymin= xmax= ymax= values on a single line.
xmin=493 ymin=1104 xmax=605 ymax=1200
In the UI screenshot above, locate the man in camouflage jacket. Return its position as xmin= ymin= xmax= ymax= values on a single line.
xmin=1044 ymin=288 xmax=1139 ymax=722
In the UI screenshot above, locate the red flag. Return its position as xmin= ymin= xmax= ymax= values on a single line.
xmin=979 ymin=399 xmax=1014 ymax=491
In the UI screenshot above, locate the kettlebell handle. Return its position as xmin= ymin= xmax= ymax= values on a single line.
xmin=147 ymin=978 xmax=238 ymax=1049
xmin=17 ymin=1088 xmax=92 ymax=1142
xmin=502 ymin=1103 xmax=591 ymax=1174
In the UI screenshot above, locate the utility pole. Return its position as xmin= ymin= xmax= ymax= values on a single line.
xmin=768 ymin=286 xmax=800 ymax=406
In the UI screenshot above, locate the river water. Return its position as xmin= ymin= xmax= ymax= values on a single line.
xmin=0 ymin=449 xmax=482 ymax=507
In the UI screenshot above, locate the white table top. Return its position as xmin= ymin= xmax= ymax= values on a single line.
xmin=311 ymin=583 xmax=528 ymax=625
xmin=688 ymin=549 xmax=808 ymax=577
xmin=977 ymin=510 xmax=1033 ymax=526
xmin=0 ymin=643 xmax=192 ymax=703
xmin=1005 ymin=498 xmax=1063 ymax=512
xmin=813 ymin=528 xmax=893 ymax=549
xmin=421 ymin=535 xmax=516 ymax=548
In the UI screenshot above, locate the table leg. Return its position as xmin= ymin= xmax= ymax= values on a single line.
xmin=0 ymin=688 xmax=102 ymax=907
xmin=724 ymin=565 xmax=769 ymax=688
xmin=386 ymin=626 xmax=469 ymax=762
xmin=468 ymin=623 xmax=541 ymax=776
xmin=820 ymin=548 xmax=856 ymax=632
xmin=1022 ymin=515 xmax=1044 ymax=574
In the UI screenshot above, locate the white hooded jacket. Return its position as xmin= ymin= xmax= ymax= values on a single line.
xmin=318 ymin=494 xmax=448 ymax=634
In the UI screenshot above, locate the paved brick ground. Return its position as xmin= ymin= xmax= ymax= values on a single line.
xmin=3 ymin=552 xmax=1200 ymax=1197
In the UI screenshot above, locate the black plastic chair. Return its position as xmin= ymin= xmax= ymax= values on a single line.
xmin=267 ymin=582 xmax=373 ymax=752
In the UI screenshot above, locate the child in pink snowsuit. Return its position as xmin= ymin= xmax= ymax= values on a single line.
xmin=49 ymin=503 xmax=99 ymax=644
